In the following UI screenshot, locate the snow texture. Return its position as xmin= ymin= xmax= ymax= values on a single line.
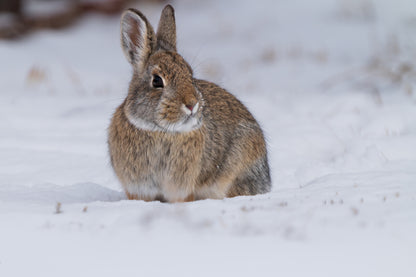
xmin=0 ymin=0 xmax=416 ymax=276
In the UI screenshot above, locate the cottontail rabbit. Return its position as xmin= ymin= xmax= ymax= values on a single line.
xmin=108 ymin=5 xmax=271 ymax=202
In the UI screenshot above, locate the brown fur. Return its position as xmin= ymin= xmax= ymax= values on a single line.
xmin=108 ymin=5 xmax=271 ymax=202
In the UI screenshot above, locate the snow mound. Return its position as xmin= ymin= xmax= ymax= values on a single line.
xmin=0 ymin=182 xmax=124 ymax=204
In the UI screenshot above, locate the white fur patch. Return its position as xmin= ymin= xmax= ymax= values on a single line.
xmin=125 ymin=112 xmax=162 ymax=132
xmin=194 ymin=183 xmax=228 ymax=200
xmin=158 ymin=117 xmax=201 ymax=133
xmin=192 ymin=102 xmax=199 ymax=115
xmin=124 ymin=182 xmax=160 ymax=200
xmin=126 ymin=111 xmax=201 ymax=133
xmin=124 ymin=176 xmax=191 ymax=202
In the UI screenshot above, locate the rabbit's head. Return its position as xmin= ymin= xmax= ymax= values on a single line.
xmin=121 ymin=5 xmax=203 ymax=133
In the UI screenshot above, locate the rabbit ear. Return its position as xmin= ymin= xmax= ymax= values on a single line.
xmin=121 ymin=9 xmax=155 ymax=69
xmin=156 ymin=5 xmax=176 ymax=51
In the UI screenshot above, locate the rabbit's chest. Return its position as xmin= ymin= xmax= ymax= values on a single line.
xmin=137 ymin=132 xmax=203 ymax=183
xmin=114 ymin=128 xmax=205 ymax=202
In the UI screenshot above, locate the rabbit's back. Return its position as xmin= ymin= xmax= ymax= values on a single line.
xmin=193 ymin=80 xmax=271 ymax=198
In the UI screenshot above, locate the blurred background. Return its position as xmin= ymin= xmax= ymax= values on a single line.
xmin=0 ymin=0 xmax=146 ymax=38
xmin=0 ymin=1 xmax=415 ymax=276
xmin=1 ymin=0 xmax=415 ymax=96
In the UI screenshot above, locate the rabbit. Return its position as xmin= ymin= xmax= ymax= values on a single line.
xmin=108 ymin=5 xmax=271 ymax=202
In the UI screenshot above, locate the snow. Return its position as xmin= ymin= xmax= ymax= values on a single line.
xmin=23 ymin=0 xmax=73 ymax=18
xmin=1 ymin=0 xmax=416 ymax=276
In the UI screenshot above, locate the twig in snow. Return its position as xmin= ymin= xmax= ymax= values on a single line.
xmin=55 ymin=202 xmax=62 ymax=214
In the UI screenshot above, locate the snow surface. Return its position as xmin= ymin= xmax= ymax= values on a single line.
xmin=1 ymin=0 xmax=416 ymax=276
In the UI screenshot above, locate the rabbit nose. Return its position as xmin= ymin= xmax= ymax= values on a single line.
xmin=183 ymin=101 xmax=199 ymax=115
xmin=185 ymin=104 xmax=194 ymax=112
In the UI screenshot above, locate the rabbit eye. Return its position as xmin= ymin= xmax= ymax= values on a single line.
xmin=152 ymin=75 xmax=164 ymax=88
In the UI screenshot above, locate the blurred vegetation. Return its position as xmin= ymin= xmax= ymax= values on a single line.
xmin=0 ymin=0 xmax=163 ymax=39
